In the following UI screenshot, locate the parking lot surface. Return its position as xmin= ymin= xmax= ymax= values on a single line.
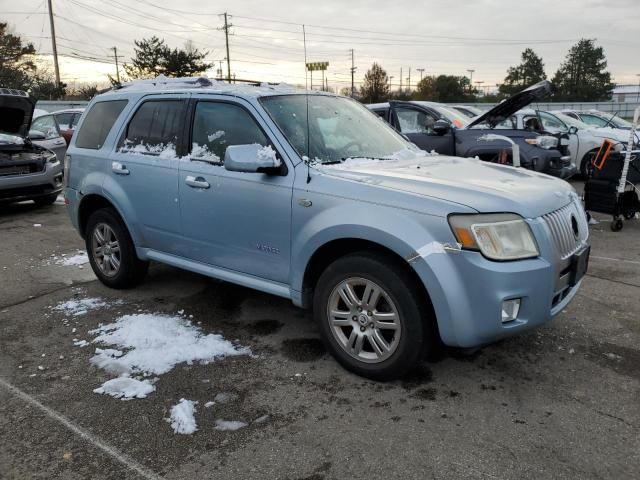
xmin=1 ymin=183 xmax=639 ymax=480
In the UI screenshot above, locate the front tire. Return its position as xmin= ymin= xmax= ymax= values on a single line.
xmin=85 ymin=208 xmax=149 ymax=289
xmin=313 ymin=252 xmax=430 ymax=381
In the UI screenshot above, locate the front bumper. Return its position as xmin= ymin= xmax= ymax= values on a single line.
xmin=0 ymin=161 xmax=64 ymax=204
xmin=410 ymin=207 xmax=588 ymax=348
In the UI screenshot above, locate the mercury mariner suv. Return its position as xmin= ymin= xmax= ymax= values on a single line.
xmin=65 ymin=76 xmax=590 ymax=380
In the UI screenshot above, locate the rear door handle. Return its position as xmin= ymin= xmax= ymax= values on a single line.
xmin=185 ymin=175 xmax=210 ymax=189
xmin=112 ymin=161 xmax=129 ymax=175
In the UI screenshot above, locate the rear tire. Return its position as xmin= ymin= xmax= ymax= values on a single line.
xmin=581 ymin=150 xmax=597 ymax=178
xmin=313 ymin=252 xmax=432 ymax=381
xmin=85 ymin=208 xmax=148 ymax=289
xmin=33 ymin=193 xmax=58 ymax=206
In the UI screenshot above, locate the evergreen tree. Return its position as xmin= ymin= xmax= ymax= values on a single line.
xmin=124 ymin=36 xmax=212 ymax=80
xmin=499 ymin=48 xmax=546 ymax=95
xmin=552 ymin=39 xmax=613 ymax=101
xmin=413 ymin=75 xmax=476 ymax=102
xmin=359 ymin=63 xmax=389 ymax=103
xmin=0 ymin=22 xmax=36 ymax=90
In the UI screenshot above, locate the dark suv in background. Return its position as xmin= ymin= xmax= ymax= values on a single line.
xmin=368 ymin=81 xmax=575 ymax=179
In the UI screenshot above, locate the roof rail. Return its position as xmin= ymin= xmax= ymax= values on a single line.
xmin=0 ymin=88 xmax=30 ymax=97
xmin=114 ymin=75 xmax=215 ymax=90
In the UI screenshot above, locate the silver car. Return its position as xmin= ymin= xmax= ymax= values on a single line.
xmin=0 ymin=89 xmax=63 ymax=205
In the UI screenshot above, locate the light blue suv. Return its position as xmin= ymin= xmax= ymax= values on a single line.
xmin=65 ymin=77 xmax=590 ymax=380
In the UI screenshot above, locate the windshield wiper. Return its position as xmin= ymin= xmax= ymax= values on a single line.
xmin=340 ymin=156 xmax=391 ymax=162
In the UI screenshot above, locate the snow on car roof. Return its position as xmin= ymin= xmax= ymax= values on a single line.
xmin=102 ymin=75 xmax=331 ymax=99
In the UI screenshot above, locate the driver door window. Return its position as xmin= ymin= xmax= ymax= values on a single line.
xmin=395 ymin=107 xmax=437 ymax=135
xmin=539 ymin=112 xmax=567 ymax=133
xmin=580 ymin=115 xmax=607 ymax=127
xmin=191 ymin=102 xmax=269 ymax=163
xmin=31 ymin=115 xmax=59 ymax=139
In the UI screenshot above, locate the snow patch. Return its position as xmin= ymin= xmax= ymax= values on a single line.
xmin=214 ymin=419 xmax=247 ymax=431
xmin=88 ymin=313 xmax=251 ymax=377
xmin=257 ymin=145 xmax=281 ymax=167
xmin=207 ymin=130 xmax=225 ymax=142
xmin=213 ymin=392 xmax=238 ymax=404
xmin=53 ymin=297 xmax=108 ymax=316
xmin=93 ymin=376 xmax=156 ymax=400
xmin=168 ymin=399 xmax=198 ymax=434
xmin=58 ymin=252 xmax=89 ymax=266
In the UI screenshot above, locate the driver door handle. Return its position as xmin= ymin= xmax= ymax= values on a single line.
xmin=185 ymin=175 xmax=210 ymax=189
xmin=112 ymin=161 xmax=129 ymax=175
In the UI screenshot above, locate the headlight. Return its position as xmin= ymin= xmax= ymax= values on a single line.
xmin=47 ymin=153 xmax=59 ymax=164
xmin=448 ymin=213 xmax=539 ymax=261
xmin=525 ymin=135 xmax=558 ymax=149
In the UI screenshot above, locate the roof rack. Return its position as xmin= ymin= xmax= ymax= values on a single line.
xmin=113 ymin=75 xmax=289 ymax=91
xmin=0 ymin=88 xmax=30 ymax=97
xmin=115 ymin=75 xmax=215 ymax=90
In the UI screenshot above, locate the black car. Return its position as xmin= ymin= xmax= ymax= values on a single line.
xmin=368 ymin=81 xmax=576 ymax=179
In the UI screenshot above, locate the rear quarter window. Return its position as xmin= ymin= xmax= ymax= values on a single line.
xmin=75 ymin=100 xmax=128 ymax=149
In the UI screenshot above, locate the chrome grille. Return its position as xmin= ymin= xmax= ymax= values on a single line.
xmin=541 ymin=199 xmax=589 ymax=260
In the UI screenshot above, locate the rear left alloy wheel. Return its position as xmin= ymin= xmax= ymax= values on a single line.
xmin=313 ymin=252 xmax=428 ymax=381
xmin=85 ymin=208 xmax=148 ymax=289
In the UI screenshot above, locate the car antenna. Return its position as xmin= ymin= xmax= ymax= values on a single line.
xmin=303 ymin=24 xmax=312 ymax=184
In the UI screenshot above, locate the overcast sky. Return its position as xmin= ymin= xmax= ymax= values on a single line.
xmin=3 ymin=0 xmax=639 ymax=91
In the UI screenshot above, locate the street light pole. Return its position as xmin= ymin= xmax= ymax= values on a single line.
xmin=417 ymin=68 xmax=425 ymax=83
xmin=467 ymin=69 xmax=475 ymax=93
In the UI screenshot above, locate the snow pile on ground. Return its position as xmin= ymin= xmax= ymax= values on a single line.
xmin=214 ymin=419 xmax=248 ymax=431
xmin=58 ymin=252 xmax=89 ymax=266
xmin=89 ymin=313 xmax=251 ymax=376
xmin=87 ymin=313 xmax=250 ymax=402
xmin=93 ymin=376 xmax=156 ymax=400
xmin=168 ymin=399 xmax=198 ymax=434
xmin=53 ymin=297 xmax=107 ymax=316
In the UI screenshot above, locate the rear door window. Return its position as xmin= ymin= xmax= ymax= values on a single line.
xmin=75 ymin=100 xmax=128 ymax=149
xmin=120 ymin=100 xmax=185 ymax=155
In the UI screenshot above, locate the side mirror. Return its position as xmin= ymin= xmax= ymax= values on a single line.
xmin=224 ymin=144 xmax=281 ymax=174
xmin=28 ymin=130 xmax=46 ymax=140
xmin=432 ymin=119 xmax=451 ymax=135
xmin=568 ymin=126 xmax=578 ymax=135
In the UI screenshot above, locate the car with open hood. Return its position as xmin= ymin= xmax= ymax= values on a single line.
xmin=65 ymin=76 xmax=589 ymax=380
xmin=504 ymin=109 xmax=639 ymax=177
xmin=368 ymin=81 xmax=575 ymax=179
xmin=0 ymin=88 xmax=64 ymax=205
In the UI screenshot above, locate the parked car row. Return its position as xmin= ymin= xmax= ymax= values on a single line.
xmin=368 ymin=81 xmax=576 ymax=179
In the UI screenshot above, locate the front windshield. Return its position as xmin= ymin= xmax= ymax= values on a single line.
xmin=552 ymin=112 xmax=589 ymax=129
xmin=261 ymin=95 xmax=411 ymax=163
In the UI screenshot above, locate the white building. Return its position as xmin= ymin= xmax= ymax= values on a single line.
xmin=611 ymin=85 xmax=640 ymax=103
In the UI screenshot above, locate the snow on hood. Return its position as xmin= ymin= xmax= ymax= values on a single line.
xmin=586 ymin=126 xmax=639 ymax=144
xmin=318 ymin=152 xmax=575 ymax=218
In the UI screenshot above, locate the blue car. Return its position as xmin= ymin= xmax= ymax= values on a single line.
xmin=65 ymin=76 xmax=590 ymax=380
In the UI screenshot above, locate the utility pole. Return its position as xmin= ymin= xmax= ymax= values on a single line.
xmin=417 ymin=68 xmax=425 ymax=83
xmin=47 ymin=0 xmax=60 ymax=89
xmin=400 ymin=67 xmax=403 ymax=91
xmin=223 ymin=12 xmax=232 ymax=83
xmin=467 ymin=69 xmax=475 ymax=93
xmin=111 ymin=47 xmax=121 ymax=84
xmin=407 ymin=67 xmax=411 ymax=91
xmin=350 ymin=49 xmax=356 ymax=97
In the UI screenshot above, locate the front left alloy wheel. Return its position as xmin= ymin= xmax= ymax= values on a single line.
xmin=314 ymin=252 xmax=431 ymax=380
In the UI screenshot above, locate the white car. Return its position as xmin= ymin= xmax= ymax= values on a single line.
xmin=505 ymin=109 xmax=637 ymax=176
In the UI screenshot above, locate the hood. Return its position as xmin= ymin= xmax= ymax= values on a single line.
xmin=467 ymin=80 xmax=553 ymax=129
xmin=0 ymin=89 xmax=36 ymax=138
xmin=586 ymin=126 xmax=639 ymax=145
xmin=319 ymin=155 xmax=575 ymax=219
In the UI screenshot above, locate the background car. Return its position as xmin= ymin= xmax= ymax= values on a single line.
xmin=561 ymin=109 xmax=634 ymax=130
xmin=29 ymin=113 xmax=68 ymax=162
xmin=503 ymin=109 xmax=638 ymax=177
